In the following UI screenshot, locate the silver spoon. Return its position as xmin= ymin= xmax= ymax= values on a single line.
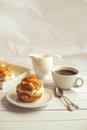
xmin=55 ymin=87 xmax=79 ymax=111
xmin=55 ymin=87 xmax=73 ymax=111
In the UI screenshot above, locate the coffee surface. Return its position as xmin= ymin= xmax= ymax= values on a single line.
xmin=56 ymin=69 xmax=77 ymax=75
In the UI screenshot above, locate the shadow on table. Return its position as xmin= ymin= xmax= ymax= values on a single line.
xmin=1 ymin=96 xmax=49 ymax=113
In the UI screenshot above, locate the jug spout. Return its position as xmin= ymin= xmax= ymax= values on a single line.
xmin=29 ymin=53 xmax=39 ymax=60
xmin=29 ymin=53 xmax=36 ymax=58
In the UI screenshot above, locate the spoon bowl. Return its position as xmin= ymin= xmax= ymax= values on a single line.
xmin=55 ymin=87 xmax=63 ymax=97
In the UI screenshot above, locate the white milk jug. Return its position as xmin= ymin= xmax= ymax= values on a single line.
xmin=29 ymin=53 xmax=62 ymax=79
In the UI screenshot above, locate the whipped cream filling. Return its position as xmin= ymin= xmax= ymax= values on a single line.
xmin=17 ymin=85 xmax=44 ymax=95
xmin=0 ymin=73 xmax=15 ymax=81
xmin=1 ymin=64 xmax=5 ymax=67
xmin=4 ymin=73 xmax=15 ymax=81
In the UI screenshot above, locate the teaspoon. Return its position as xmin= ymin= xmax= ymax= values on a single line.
xmin=55 ymin=87 xmax=79 ymax=111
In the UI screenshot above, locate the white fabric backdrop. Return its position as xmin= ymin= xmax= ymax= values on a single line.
xmin=0 ymin=0 xmax=87 ymax=57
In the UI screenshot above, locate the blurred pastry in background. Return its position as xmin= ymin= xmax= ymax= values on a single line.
xmin=0 ymin=61 xmax=15 ymax=82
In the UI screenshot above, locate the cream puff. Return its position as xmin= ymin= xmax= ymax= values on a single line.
xmin=0 ymin=61 xmax=15 ymax=82
xmin=16 ymin=75 xmax=44 ymax=102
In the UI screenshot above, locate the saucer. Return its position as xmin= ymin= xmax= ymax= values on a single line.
xmin=6 ymin=88 xmax=54 ymax=108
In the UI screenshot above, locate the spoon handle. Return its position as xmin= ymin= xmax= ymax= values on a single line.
xmin=64 ymin=96 xmax=79 ymax=109
xmin=62 ymin=96 xmax=74 ymax=111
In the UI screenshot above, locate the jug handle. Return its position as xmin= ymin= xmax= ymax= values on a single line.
xmin=53 ymin=55 xmax=62 ymax=66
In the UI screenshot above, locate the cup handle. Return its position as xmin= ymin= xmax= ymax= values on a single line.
xmin=53 ymin=55 xmax=62 ymax=66
xmin=73 ymin=77 xmax=84 ymax=88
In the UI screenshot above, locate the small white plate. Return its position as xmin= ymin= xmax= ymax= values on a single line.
xmin=6 ymin=88 xmax=54 ymax=108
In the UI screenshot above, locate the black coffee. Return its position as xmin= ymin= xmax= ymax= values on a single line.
xmin=56 ymin=69 xmax=77 ymax=75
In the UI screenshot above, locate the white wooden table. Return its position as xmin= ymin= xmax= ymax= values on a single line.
xmin=0 ymin=55 xmax=87 ymax=130
xmin=0 ymin=0 xmax=87 ymax=129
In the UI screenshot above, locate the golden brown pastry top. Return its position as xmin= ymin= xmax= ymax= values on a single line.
xmin=17 ymin=75 xmax=43 ymax=93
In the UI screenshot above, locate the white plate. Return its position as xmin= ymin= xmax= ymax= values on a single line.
xmin=6 ymin=88 xmax=54 ymax=108
xmin=0 ymin=63 xmax=29 ymax=89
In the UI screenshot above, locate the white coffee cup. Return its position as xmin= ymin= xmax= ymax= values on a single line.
xmin=52 ymin=66 xmax=84 ymax=90
xmin=29 ymin=53 xmax=62 ymax=79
